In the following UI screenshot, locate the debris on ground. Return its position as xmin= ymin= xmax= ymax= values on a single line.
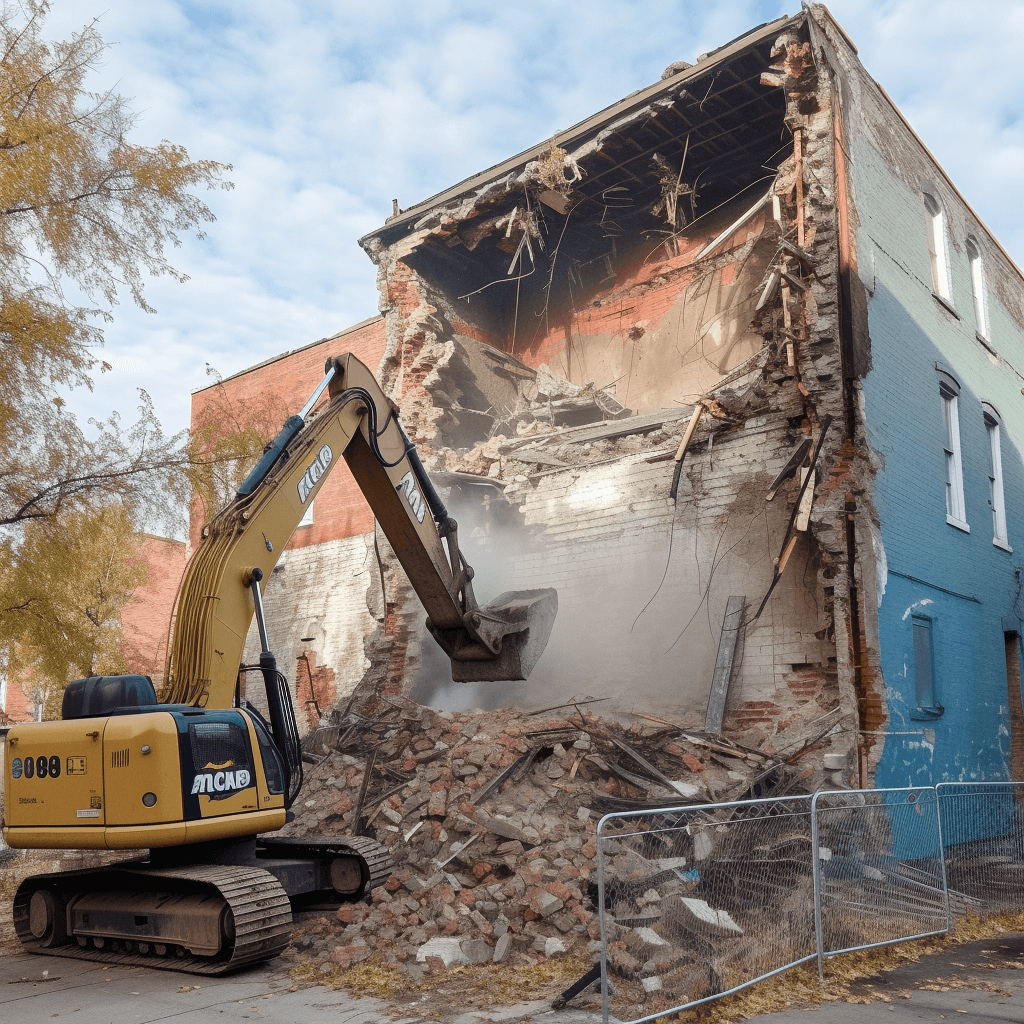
xmin=283 ymin=699 xmax=840 ymax=1003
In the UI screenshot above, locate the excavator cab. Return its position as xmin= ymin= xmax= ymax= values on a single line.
xmin=61 ymin=675 xmax=158 ymax=719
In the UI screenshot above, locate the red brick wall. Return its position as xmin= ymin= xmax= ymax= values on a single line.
xmin=189 ymin=318 xmax=387 ymax=552
xmin=513 ymin=214 xmax=767 ymax=370
xmin=121 ymin=534 xmax=187 ymax=685
xmin=1 ymin=679 xmax=33 ymax=723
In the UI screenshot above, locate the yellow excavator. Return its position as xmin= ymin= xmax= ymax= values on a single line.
xmin=2 ymin=353 xmax=557 ymax=973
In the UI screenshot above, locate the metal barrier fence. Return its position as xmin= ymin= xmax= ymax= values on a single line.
xmin=937 ymin=782 xmax=1024 ymax=914
xmin=597 ymin=796 xmax=818 ymax=1024
xmin=597 ymin=784 xmax=1024 ymax=1023
xmin=811 ymin=788 xmax=948 ymax=977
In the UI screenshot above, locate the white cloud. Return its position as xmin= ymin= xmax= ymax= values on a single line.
xmin=40 ymin=0 xmax=1024 ymax=441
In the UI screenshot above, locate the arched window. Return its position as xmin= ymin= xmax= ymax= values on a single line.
xmin=924 ymin=192 xmax=953 ymax=303
xmin=983 ymin=402 xmax=1009 ymax=550
xmin=966 ymin=235 xmax=990 ymax=340
xmin=938 ymin=370 xmax=967 ymax=531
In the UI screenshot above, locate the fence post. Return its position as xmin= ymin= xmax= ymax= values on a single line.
xmin=597 ymin=813 xmax=610 ymax=1024
xmin=934 ymin=783 xmax=953 ymax=932
xmin=810 ymin=789 xmax=825 ymax=982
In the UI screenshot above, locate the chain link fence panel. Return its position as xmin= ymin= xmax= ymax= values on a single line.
xmin=937 ymin=782 xmax=1024 ymax=915
xmin=811 ymin=788 xmax=949 ymax=973
xmin=597 ymin=796 xmax=817 ymax=1024
xmin=595 ymin=785 xmax=1024 ymax=1022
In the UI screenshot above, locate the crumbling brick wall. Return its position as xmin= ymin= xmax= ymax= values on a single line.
xmin=354 ymin=16 xmax=865 ymax=779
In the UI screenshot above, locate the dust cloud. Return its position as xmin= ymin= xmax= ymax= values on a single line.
xmin=410 ymin=477 xmax=797 ymax=722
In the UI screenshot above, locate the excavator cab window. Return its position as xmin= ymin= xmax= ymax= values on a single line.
xmin=249 ymin=715 xmax=286 ymax=796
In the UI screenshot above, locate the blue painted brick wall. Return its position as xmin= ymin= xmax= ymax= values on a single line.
xmin=852 ymin=133 xmax=1024 ymax=788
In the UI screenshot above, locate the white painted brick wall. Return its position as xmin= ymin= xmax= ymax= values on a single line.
xmin=242 ymin=533 xmax=377 ymax=735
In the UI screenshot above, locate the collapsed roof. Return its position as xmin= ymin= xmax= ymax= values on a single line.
xmin=360 ymin=15 xmax=800 ymax=342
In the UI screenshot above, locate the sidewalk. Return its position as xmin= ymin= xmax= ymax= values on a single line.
xmin=2 ymin=934 xmax=1023 ymax=1024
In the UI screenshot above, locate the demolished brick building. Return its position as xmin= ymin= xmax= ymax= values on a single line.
xmin=192 ymin=5 xmax=1024 ymax=792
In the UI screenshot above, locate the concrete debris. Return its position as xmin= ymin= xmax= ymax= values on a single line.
xmin=676 ymin=897 xmax=744 ymax=937
xmin=416 ymin=937 xmax=469 ymax=966
xmin=430 ymin=350 xmax=769 ymax=489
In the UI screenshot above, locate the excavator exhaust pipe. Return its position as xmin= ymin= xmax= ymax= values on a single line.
xmin=428 ymin=588 xmax=558 ymax=682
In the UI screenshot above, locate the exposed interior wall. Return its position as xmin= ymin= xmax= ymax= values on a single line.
xmin=239 ymin=534 xmax=379 ymax=734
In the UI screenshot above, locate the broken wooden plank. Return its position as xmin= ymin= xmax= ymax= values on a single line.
xmin=755 ymin=267 xmax=780 ymax=311
xmin=669 ymin=403 xmax=705 ymax=501
xmin=705 ymin=596 xmax=746 ymax=736
xmin=506 ymin=448 xmax=568 ymax=467
xmin=780 ymin=269 xmax=809 ymax=292
xmin=766 ymin=437 xmax=812 ymax=500
xmin=605 ymin=734 xmax=686 ymax=795
xmin=776 ymin=236 xmax=816 ymax=270
xmin=695 ymin=190 xmax=771 ymax=260
xmin=537 ymin=189 xmax=571 ymax=215
xmin=352 ymin=747 xmax=377 ymax=836
xmin=678 ymin=730 xmax=770 ymax=764
xmin=526 ymin=696 xmax=610 ymax=715
xmin=551 ymin=964 xmax=602 ymax=1011
xmin=434 ymin=833 xmax=482 ymax=869
xmin=795 ymin=466 xmax=814 ymax=531
xmin=752 ymin=415 xmax=832 ymax=622
xmin=471 ymin=748 xmax=538 ymax=805
xmin=498 ymin=406 xmax=689 ymax=454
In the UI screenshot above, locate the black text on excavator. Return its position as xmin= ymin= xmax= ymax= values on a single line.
xmin=2 ymin=353 xmax=557 ymax=973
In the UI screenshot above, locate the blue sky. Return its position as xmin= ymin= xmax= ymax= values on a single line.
xmin=47 ymin=1 xmax=1024 ymax=438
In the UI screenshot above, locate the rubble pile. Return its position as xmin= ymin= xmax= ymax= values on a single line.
xmin=426 ymin=347 xmax=772 ymax=486
xmin=283 ymin=701 xmax=837 ymax=986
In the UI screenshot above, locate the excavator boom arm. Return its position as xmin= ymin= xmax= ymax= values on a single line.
xmin=163 ymin=353 xmax=556 ymax=710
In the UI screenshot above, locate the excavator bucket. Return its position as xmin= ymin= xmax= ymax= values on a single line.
xmin=443 ymin=588 xmax=558 ymax=682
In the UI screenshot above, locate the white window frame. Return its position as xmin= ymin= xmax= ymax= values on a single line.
xmin=924 ymin=192 xmax=953 ymax=304
xmin=940 ymin=374 xmax=968 ymax=532
xmin=966 ymin=235 xmax=990 ymax=340
xmin=984 ymin=404 xmax=1010 ymax=550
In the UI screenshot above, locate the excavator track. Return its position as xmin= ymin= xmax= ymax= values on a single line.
xmin=12 ymin=836 xmax=392 ymax=974
xmin=259 ymin=833 xmax=394 ymax=896
xmin=14 ymin=863 xmax=292 ymax=975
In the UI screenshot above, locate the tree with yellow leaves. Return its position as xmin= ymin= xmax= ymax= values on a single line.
xmin=0 ymin=2 xmax=231 ymax=708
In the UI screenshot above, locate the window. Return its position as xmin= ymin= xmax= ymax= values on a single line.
xmin=939 ymin=373 xmax=968 ymax=531
xmin=984 ymin=404 xmax=1010 ymax=550
xmin=924 ymin=192 xmax=953 ymax=303
xmin=298 ymin=498 xmax=314 ymax=527
xmin=966 ymin=236 xmax=990 ymax=340
xmin=910 ymin=615 xmax=943 ymax=719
